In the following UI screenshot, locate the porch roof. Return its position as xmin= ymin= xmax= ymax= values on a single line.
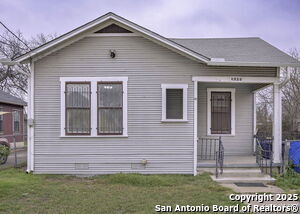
xmin=172 ymin=38 xmax=300 ymax=67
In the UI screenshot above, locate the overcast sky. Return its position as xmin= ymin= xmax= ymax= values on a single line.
xmin=0 ymin=0 xmax=299 ymax=53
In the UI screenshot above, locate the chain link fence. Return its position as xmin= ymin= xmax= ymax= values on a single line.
xmin=0 ymin=134 xmax=27 ymax=168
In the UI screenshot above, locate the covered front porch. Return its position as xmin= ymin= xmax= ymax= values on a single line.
xmin=193 ymin=76 xmax=283 ymax=175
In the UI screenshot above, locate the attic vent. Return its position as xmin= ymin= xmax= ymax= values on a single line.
xmin=94 ymin=24 xmax=133 ymax=33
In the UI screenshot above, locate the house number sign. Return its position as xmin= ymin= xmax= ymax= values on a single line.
xmin=230 ymin=76 xmax=243 ymax=82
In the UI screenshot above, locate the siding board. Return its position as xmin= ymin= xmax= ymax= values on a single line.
xmin=34 ymin=36 xmax=276 ymax=174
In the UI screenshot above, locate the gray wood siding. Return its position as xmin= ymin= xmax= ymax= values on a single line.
xmin=198 ymin=83 xmax=254 ymax=156
xmin=33 ymin=36 xmax=276 ymax=174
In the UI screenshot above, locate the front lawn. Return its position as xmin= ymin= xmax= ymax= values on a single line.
xmin=275 ymin=169 xmax=300 ymax=196
xmin=0 ymin=168 xmax=239 ymax=214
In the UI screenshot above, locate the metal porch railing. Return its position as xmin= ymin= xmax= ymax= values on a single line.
xmin=255 ymin=135 xmax=273 ymax=176
xmin=198 ymin=137 xmax=224 ymax=178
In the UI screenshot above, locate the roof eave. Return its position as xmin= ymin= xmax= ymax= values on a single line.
xmin=0 ymin=100 xmax=27 ymax=106
xmin=13 ymin=13 xmax=210 ymax=64
xmin=207 ymin=61 xmax=300 ymax=67
xmin=0 ymin=58 xmax=18 ymax=65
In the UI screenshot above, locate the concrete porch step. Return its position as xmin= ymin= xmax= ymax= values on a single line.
xmin=197 ymin=167 xmax=262 ymax=174
xmin=221 ymin=169 xmax=265 ymax=178
xmin=211 ymin=175 xmax=276 ymax=184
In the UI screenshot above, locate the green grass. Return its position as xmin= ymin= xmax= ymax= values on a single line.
xmin=0 ymin=168 xmax=240 ymax=214
xmin=275 ymin=168 xmax=300 ymax=196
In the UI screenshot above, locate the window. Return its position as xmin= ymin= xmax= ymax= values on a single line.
xmin=12 ymin=110 xmax=21 ymax=133
xmin=65 ymin=83 xmax=91 ymax=135
xmin=207 ymin=88 xmax=235 ymax=135
xmin=0 ymin=107 xmax=3 ymax=133
xmin=60 ymin=77 xmax=128 ymax=137
xmin=161 ymin=84 xmax=188 ymax=122
xmin=97 ymin=82 xmax=123 ymax=135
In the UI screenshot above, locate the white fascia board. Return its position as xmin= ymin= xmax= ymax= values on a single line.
xmin=0 ymin=58 xmax=18 ymax=66
xmin=15 ymin=15 xmax=113 ymax=63
xmin=207 ymin=61 xmax=300 ymax=67
xmin=14 ymin=13 xmax=210 ymax=64
xmin=111 ymin=17 xmax=210 ymax=63
xmin=192 ymin=76 xmax=280 ymax=84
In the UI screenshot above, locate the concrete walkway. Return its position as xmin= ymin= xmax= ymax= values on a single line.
xmin=221 ymin=183 xmax=300 ymax=213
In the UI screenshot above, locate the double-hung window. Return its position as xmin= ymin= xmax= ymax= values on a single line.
xmin=207 ymin=88 xmax=235 ymax=135
xmin=65 ymin=83 xmax=91 ymax=135
xmin=61 ymin=77 xmax=128 ymax=137
xmin=97 ymin=82 xmax=123 ymax=135
xmin=12 ymin=110 xmax=21 ymax=133
xmin=161 ymin=84 xmax=188 ymax=122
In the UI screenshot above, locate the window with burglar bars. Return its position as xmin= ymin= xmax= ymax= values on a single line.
xmin=211 ymin=92 xmax=231 ymax=134
xmin=97 ymin=82 xmax=123 ymax=135
xmin=12 ymin=110 xmax=20 ymax=133
xmin=65 ymin=83 xmax=91 ymax=135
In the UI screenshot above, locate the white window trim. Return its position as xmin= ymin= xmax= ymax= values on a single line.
xmin=207 ymin=88 xmax=236 ymax=136
xmin=161 ymin=84 xmax=188 ymax=122
xmin=60 ymin=77 xmax=128 ymax=137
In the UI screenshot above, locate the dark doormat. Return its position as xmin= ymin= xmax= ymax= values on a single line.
xmin=234 ymin=182 xmax=267 ymax=187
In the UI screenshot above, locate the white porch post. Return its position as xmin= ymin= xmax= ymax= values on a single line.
xmin=253 ymin=92 xmax=257 ymax=153
xmin=193 ymin=80 xmax=198 ymax=176
xmin=272 ymin=83 xmax=282 ymax=163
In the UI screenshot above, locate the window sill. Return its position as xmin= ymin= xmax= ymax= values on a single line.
xmin=207 ymin=134 xmax=235 ymax=137
xmin=60 ymin=135 xmax=128 ymax=138
xmin=161 ymin=120 xmax=188 ymax=123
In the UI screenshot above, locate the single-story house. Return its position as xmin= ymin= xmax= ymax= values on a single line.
xmin=0 ymin=90 xmax=26 ymax=146
xmin=1 ymin=13 xmax=299 ymax=175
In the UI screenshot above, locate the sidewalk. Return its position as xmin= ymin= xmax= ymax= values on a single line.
xmin=221 ymin=183 xmax=300 ymax=213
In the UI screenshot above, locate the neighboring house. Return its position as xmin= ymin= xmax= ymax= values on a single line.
xmin=1 ymin=13 xmax=299 ymax=175
xmin=0 ymin=90 xmax=26 ymax=145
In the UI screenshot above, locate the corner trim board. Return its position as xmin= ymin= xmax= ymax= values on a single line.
xmin=27 ymin=61 xmax=34 ymax=172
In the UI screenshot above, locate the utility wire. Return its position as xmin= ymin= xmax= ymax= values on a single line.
xmin=0 ymin=20 xmax=31 ymax=51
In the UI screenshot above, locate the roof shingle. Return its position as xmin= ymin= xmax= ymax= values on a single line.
xmin=0 ymin=90 xmax=27 ymax=106
xmin=171 ymin=37 xmax=299 ymax=64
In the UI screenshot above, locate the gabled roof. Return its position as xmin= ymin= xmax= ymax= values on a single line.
xmin=13 ymin=12 xmax=210 ymax=64
xmin=0 ymin=90 xmax=27 ymax=106
xmin=10 ymin=12 xmax=300 ymax=67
